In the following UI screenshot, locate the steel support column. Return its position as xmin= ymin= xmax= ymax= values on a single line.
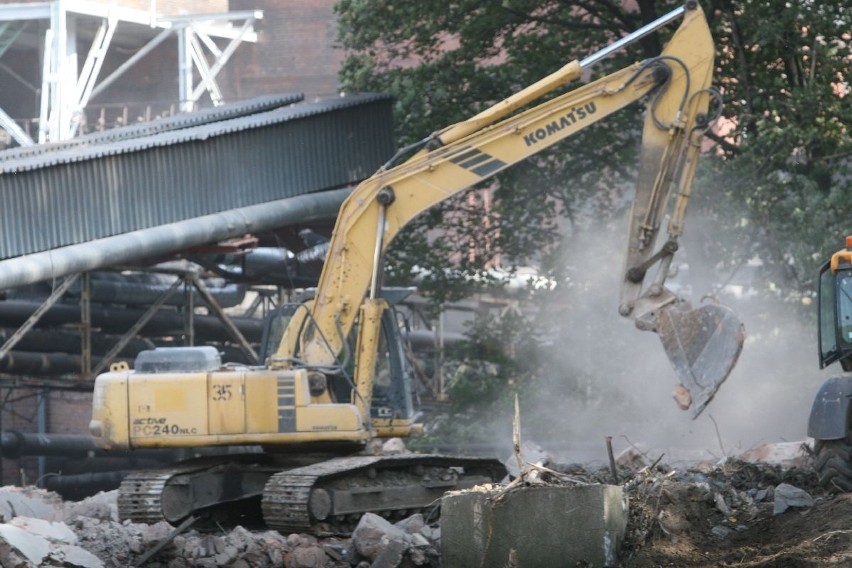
xmin=0 ymin=1 xmax=262 ymax=143
xmin=80 ymin=272 xmax=91 ymax=377
xmin=0 ymin=275 xmax=79 ymax=361
xmin=89 ymin=277 xmax=182 ymax=377
xmin=189 ymin=273 xmax=258 ymax=364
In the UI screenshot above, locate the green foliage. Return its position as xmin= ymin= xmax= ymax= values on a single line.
xmin=335 ymin=0 xmax=668 ymax=295
xmin=702 ymin=0 xmax=851 ymax=289
xmin=415 ymin=308 xmax=547 ymax=444
xmin=335 ymin=0 xmax=851 ymax=436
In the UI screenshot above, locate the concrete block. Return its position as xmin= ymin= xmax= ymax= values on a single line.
xmin=0 ymin=486 xmax=63 ymax=522
xmin=352 ymin=513 xmax=408 ymax=561
xmin=9 ymin=517 xmax=77 ymax=544
xmin=369 ymin=538 xmax=407 ymax=568
xmin=0 ymin=523 xmax=50 ymax=565
xmin=441 ymin=484 xmax=628 ymax=567
xmin=51 ymin=543 xmax=105 ymax=568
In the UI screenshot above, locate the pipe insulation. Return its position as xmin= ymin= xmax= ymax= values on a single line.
xmin=0 ymin=187 xmax=351 ymax=291
xmin=0 ymin=300 xmax=264 ymax=342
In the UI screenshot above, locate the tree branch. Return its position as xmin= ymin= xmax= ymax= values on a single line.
xmin=720 ymin=0 xmax=756 ymax=134
xmin=704 ymin=130 xmax=742 ymax=155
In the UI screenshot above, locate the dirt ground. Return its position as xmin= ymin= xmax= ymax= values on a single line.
xmin=618 ymin=459 xmax=852 ymax=567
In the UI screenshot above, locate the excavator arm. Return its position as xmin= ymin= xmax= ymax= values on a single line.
xmin=277 ymin=1 xmax=743 ymax=420
xmin=86 ymin=2 xmax=745 ymax=533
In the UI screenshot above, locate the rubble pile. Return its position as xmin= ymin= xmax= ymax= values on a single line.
xmin=0 ymin=440 xmax=846 ymax=568
xmin=0 ymin=486 xmax=443 ymax=567
xmin=614 ymin=444 xmax=836 ymax=567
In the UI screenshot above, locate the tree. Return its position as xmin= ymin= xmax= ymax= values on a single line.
xmin=334 ymin=0 xmax=851 ymax=441
xmin=697 ymin=0 xmax=851 ymax=298
xmin=335 ymin=0 xmax=850 ymax=297
xmin=335 ymin=0 xmax=666 ymax=305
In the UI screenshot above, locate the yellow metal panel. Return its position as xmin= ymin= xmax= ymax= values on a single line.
xmin=90 ymin=372 xmax=130 ymax=450
xmin=128 ymin=373 xmax=209 ymax=443
xmin=207 ymin=372 xmax=246 ymax=435
xmin=244 ymin=371 xmax=279 ymax=433
xmin=296 ymin=404 xmax=363 ymax=434
xmin=125 ymin=429 xmax=369 ymax=448
xmin=292 ymin=369 xmax=311 ymax=406
xmin=372 ymin=418 xmax=422 ymax=438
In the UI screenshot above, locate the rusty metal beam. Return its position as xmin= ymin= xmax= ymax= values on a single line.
xmin=90 ymin=278 xmax=182 ymax=377
xmin=0 ymin=274 xmax=79 ymax=361
xmin=189 ymin=273 xmax=258 ymax=364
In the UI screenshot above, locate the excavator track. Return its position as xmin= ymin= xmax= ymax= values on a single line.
xmin=261 ymin=472 xmax=318 ymax=533
xmin=262 ymin=454 xmax=506 ymax=535
xmin=117 ymin=454 xmax=505 ymax=533
xmin=117 ymin=454 xmax=279 ymax=526
xmin=118 ymin=462 xmax=210 ymax=525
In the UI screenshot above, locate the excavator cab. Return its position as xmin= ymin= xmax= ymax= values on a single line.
xmin=816 ymin=241 xmax=852 ymax=370
xmin=259 ymin=289 xmax=416 ymax=424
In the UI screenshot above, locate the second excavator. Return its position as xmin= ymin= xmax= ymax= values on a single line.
xmin=90 ymin=1 xmax=744 ymax=534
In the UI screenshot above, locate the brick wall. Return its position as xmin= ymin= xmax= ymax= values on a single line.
xmin=0 ymin=388 xmax=41 ymax=486
xmin=0 ymin=388 xmax=95 ymax=486
xmin=47 ymin=391 xmax=93 ymax=434
xmin=229 ymin=0 xmax=343 ymax=100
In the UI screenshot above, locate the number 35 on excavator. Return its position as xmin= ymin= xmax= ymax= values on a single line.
xmin=90 ymin=1 xmax=744 ymax=533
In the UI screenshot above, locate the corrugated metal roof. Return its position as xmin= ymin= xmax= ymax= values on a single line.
xmin=0 ymin=93 xmax=395 ymax=260
xmin=0 ymin=93 xmax=305 ymax=162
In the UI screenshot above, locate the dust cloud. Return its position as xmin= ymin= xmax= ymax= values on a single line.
xmin=520 ymin=218 xmax=834 ymax=465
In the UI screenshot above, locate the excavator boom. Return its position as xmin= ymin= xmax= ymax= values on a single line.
xmin=288 ymin=1 xmax=743 ymax=417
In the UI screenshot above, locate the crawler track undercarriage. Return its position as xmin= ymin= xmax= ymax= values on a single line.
xmin=117 ymin=454 xmax=507 ymax=535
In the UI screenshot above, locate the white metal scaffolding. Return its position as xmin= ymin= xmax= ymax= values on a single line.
xmin=0 ymin=0 xmax=262 ymax=145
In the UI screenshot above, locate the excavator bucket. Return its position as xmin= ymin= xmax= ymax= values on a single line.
xmin=656 ymin=302 xmax=745 ymax=419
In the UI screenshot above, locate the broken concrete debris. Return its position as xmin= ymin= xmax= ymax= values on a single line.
xmin=441 ymin=483 xmax=628 ymax=567
xmin=0 ymin=485 xmax=444 ymax=567
xmin=773 ymin=482 xmax=814 ymax=515
xmin=352 ymin=513 xmax=439 ymax=567
xmin=0 ymin=440 xmax=826 ymax=567
xmin=0 ymin=517 xmax=104 ymax=568
xmin=620 ymin=443 xmax=823 ymax=558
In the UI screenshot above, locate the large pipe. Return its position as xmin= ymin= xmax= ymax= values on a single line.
xmin=403 ymin=329 xmax=466 ymax=351
xmin=9 ymin=276 xmax=246 ymax=309
xmin=0 ymin=432 xmax=245 ymax=460
xmin=1 ymin=432 xmax=101 ymax=458
xmin=0 ymin=300 xmax=264 ymax=342
xmin=0 ymin=327 xmax=154 ymax=356
xmin=43 ymin=471 xmax=130 ymax=500
xmin=0 ymin=351 xmax=93 ymax=375
xmin=0 ymin=187 xmax=351 ymax=291
xmin=189 ymin=247 xmax=323 ymax=287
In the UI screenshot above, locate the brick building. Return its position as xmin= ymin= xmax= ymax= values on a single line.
xmin=230 ymin=0 xmax=344 ymax=100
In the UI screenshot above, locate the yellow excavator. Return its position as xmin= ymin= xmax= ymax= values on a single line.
xmin=90 ymin=1 xmax=744 ymax=534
